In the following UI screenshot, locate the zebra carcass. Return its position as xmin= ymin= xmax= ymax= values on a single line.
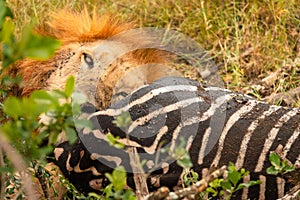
xmin=54 ymin=76 xmax=300 ymax=199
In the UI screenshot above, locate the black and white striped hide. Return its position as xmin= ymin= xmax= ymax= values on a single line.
xmin=54 ymin=76 xmax=300 ymax=199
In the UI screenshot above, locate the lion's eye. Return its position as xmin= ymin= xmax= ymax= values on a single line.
xmin=83 ymin=53 xmax=94 ymax=68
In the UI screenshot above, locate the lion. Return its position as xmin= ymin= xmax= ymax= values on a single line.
xmin=3 ymin=8 xmax=200 ymax=199
xmin=6 ymin=8 xmax=192 ymax=108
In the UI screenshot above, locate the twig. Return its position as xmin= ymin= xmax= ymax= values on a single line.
xmin=0 ymin=131 xmax=39 ymax=200
xmin=128 ymin=147 xmax=149 ymax=199
xmin=278 ymin=184 xmax=300 ymax=200
xmin=0 ymin=148 xmax=6 ymax=200
xmin=34 ymin=164 xmax=49 ymax=199
xmin=264 ymin=86 xmax=300 ymax=106
xmin=146 ymin=187 xmax=170 ymax=200
xmin=144 ymin=165 xmax=227 ymax=200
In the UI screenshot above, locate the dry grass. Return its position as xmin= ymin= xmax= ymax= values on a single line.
xmin=6 ymin=0 xmax=300 ymax=106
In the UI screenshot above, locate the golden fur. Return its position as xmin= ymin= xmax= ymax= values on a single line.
xmin=42 ymin=8 xmax=135 ymax=44
xmin=5 ymin=8 xmax=172 ymax=101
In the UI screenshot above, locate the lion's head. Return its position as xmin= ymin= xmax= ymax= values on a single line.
xmin=6 ymin=8 xmax=184 ymax=108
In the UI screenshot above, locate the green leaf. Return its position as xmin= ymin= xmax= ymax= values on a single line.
xmin=87 ymin=192 xmax=102 ymax=199
xmin=103 ymin=184 xmax=113 ymax=197
xmin=248 ymin=180 xmax=262 ymax=187
xmin=209 ymin=178 xmax=222 ymax=188
xmin=237 ymin=180 xmax=262 ymax=191
xmin=123 ymin=190 xmax=136 ymax=200
xmin=220 ymin=180 xmax=232 ymax=190
xmin=74 ymin=119 xmax=92 ymax=130
xmin=1 ymin=19 xmax=15 ymax=44
xmin=65 ymin=127 xmax=78 ymax=144
xmin=0 ymin=0 xmax=13 ymax=29
xmin=106 ymin=133 xmax=125 ymax=149
xmin=266 ymin=166 xmax=279 ymax=175
xmin=65 ymin=76 xmax=75 ymax=98
xmin=177 ymin=155 xmax=193 ymax=168
xmin=37 ymin=146 xmax=53 ymax=158
xmin=269 ymin=152 xmax=281 ymax=168
xmin=3 ymin=96 xmax=23 ymax=119
xmin=240 ymin=168 xmax=248 ymax=176
xmin=114 ymin=167 xmax=126 ymax=189
xmin=30 ymin=90 xmax=56 ymax=107
xmin=206 ymin=187 xmax=218 ymax=196
xmin=228 ymin=169 xmax=241 ymax=186
xmin=51 ymin=90 xmax=67 ymax=99
xmin=183 ymin=169 xmax=199 ymax=186
xmin=22 ymin=97 xmax=47 ymax=118
xmin=227 ymin=162 xmax=236 ymax=171
xmin=20 ymin=29 xmax=61 ymax=60
xmin=236 ymin=183 xmax=247 ymax=191
xmin=1 ymin=20 xmax=16 ymax=68
xmin=282 ymin=164 xmax=295 ymax=174
xmin=30 ymin=90 xmax=52 ymax=100
xmin=1 ymin=14 xmax=60 ymax=69
xmin=105 ymin=166 xmax=127 ymax=191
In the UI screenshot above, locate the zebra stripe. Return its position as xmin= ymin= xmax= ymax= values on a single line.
xmin=282 ymin=123 xmax=300 ymax=159
xmin=128 ymin=96 xmax=204 ymax=133
xmin=185 ymin=135 xmax=194 ymax=151
xmin=211 ymin=100 xmax=259 ymax=168
xmin=170 ymin=93 xmax=232 ymax=152
xmin=242 ymin=174 xmax=250 ymax=199
xmin=89 ymin=84 xmax=199 ymax=118
xmin=198 ymin=127 xmax=211 ymax=165
xmin=119 ymin=125 xmax=168 ymax=154
xmin=255 ymin=109 xmax=299 ymax=172
xmin=277 ymin=177 xmax=285 ymax=197
xmin=259 ymin=175 xmax=266 ymax=200
xmin=53 ymin=76 xmax=300 ymax=199
xmin=235 ymin=105 xmax=281 ymax=169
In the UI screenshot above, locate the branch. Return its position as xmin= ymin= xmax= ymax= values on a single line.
xmin=0 ymin=131 xmax=39 ymax=200
xmin=0 ymin=148 xmax=5 ymax=200
xmin=128 ymin=147 xmax=149 ymax=199
xmin=144 ymin=165 xmax=227 ymax=200
xmin=278 ymin=184 xmax=300 ymax=200
xmin=264 ymin=87 xmax=300 ymax=106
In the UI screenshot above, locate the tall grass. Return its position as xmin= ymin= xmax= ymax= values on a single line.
xmin=6 ymin=0 xmax=300 ymax=103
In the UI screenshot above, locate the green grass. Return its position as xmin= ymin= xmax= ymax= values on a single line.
xmin=5 ymin=0 xmax=300 ymax=105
